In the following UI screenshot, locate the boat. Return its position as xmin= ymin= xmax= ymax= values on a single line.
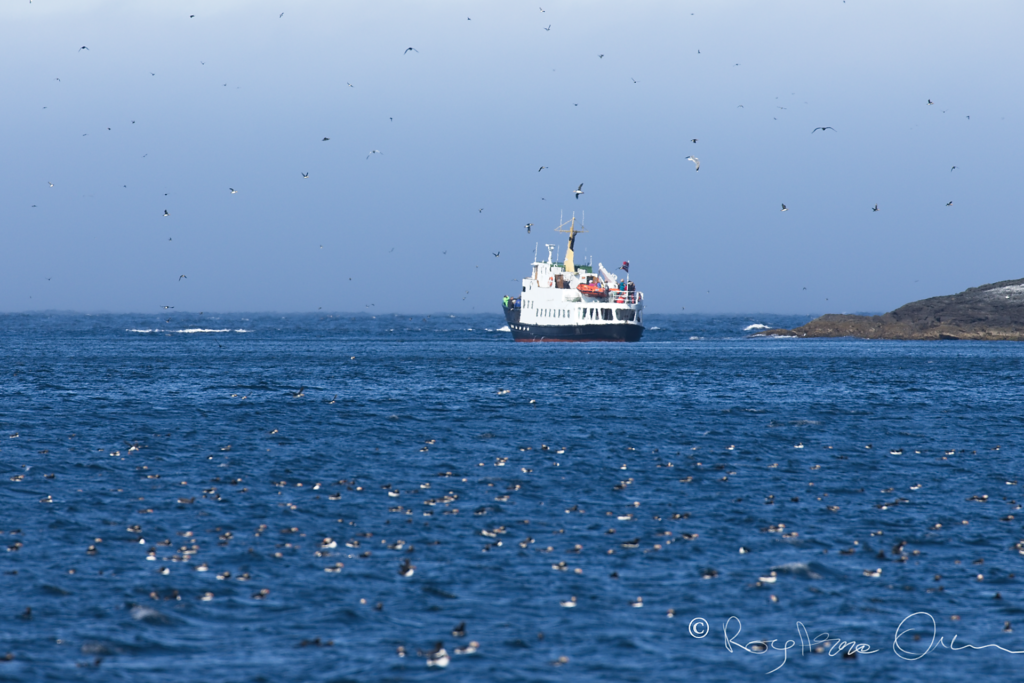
xmin=501 ymin=215 xmax=644 ymax=342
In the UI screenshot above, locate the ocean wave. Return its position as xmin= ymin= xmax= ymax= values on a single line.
xmin=743 ymin=323 xmax=771 ymax=331
xmin=178 ymin=328 xmax=250 ymax=333
xmin=496 ymin=326 xmax=510 ymax=332
xmin=126 ymin=328 xmax=250 ymax=334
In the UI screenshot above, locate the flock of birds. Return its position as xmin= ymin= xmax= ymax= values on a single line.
xmin=31 ymin=5 xmax=975 ymax=313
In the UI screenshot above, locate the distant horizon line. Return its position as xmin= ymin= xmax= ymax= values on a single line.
xmin=0 ymin=309 xmax=880 ymax=318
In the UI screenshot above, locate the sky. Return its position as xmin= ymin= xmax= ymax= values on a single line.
xmin=2 ymin=0 xmax=1022 ymax=315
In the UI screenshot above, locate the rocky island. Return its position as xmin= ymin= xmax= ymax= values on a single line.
xmin=757 ymin=278 xmax=1024 ymax=340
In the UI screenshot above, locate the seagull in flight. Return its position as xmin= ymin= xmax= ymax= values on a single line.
xmin=404 ymin=47 xmax=419 ymax=54
xmin=811 ymin=126 xmax=835 ymax=133
xmin=162 ymin=305 xmax=174 ymax=309
xmin=927 ymin=99 xmax=934 ymax=105
xmin=630 ymin=77 xmax=638 ymax=83
xmin=946 ymin=201 xmax=953 ymax=206
xmin=598 ymin=54 xmax=604 ymax=58
xmin=479 ymin=208 xmax=484 ymax=213
xmin=291 ymin=387 xmax=306 ymax=398
xmin=872 ymin=204 xmax=879 ymax=212
xmin=229 ymin=188 xmax=236 ymax=193
xmin=179 ymin=274 xmax=187 ymax=280
xmin=493 ymin=252 xmax=500 ymax=257
xmin=366 ymin=149 xmax=382 ymax=159
xmin=47 ymin=181 xmax=53 ymax=187
xmin=950 ymin=166 xmax=957 ymax=172
xmin=322 ymin=137 xmax=330 ymax=141
xmin=280 ymin=12 xmax=284 ymax=18
xmin=690 ymin=139 xmax=697 ymax=143
xmin=686 ymin=156 xmax=699 ymax=171
xmin=302 ymin=172 xmax=309 ymax=179
xmin=525 ymin=223 xmax=533 ymax=234
xmin=544 ymin=25 xmax=551 ymax=31
xmin=78 ymin=46 xmax=89 ymax=51
xmin=780 ymin=203 xmax=788 ymax=212
xmin=538 ymin=166 xmax=548 ymax=172
xmin=163 ymin=209 xmax=169 ymax=217
xmin=574 ymin=183 xmax=584 ymax=199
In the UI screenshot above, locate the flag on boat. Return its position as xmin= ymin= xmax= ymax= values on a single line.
xmin=619 ymin=261 xmax=629 ymax=273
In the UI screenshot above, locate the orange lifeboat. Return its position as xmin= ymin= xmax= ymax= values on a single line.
xmin=576 ymin=282 xmax=608 ymax=298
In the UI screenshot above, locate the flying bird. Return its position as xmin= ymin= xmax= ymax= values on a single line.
xmin=279 ymin=12 xmax=284 ymax=18
xmin=78 ymin=46 xmax=89 ymax=51
xmin=574 ymin=183 xmax=584 ymax=199
xmin=302 ymin=172 xmax=309 ymax=179
xmin=47 ymin=181 xmax=53 ymax=187
xmin=163 ymin=209 xmax=169 ymax=217
xmin=404 ymin=47 xmax=418 ymax=54
xmin=927 ymin=99 xmax=934 ymax=105
xmin=346 ymin=83 xmax=354 ymax=88
xmin=690 ymin=139 xmax=698 ymax=143
xmin=479 ymin=208 xmax=484 ymax=213
xmin=493 ymin=252 xmax=500 ymax=257
xmin=524 ymin=223 xmax=533 ymax=233
xmin=544 ymin=25 xmax=551 ymax=31
xmin=780 ymin=204 xmax=788 ymax=212
xmin=946 ymin=201 xmax=953 ymax=206
xmin=872 ymin=204 xmax=879 ymax=212
xmin=366 ymin=149 xmax=382 ymax=159
xmin=686 ymin=156 xmax=699 ymax=171
xmin=630 ymin=77 xmax=638 ymax=83
xmin=229 ymin=188 xmax=236 ymax=193
xmin=162 ymin=306 xmax=174 ymax=309
xmin=322 ymin=137 xmax=330 ymax=141
xmin=950 ymin=166 xmax=957 ymax=172
xmin=538 ymin=166 xmax=548 ymax=172
xmin=811 ymin=126 xmax=835 ymax=133
xmin=179 ymin=275 xmax=187 ymax=281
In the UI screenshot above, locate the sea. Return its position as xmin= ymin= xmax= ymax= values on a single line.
xmin=2 ymin=312 xmax=1024 ymax=682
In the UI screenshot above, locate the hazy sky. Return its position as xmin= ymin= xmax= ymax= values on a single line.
xmin=3 ymin=1 xmax=1022 ymax=314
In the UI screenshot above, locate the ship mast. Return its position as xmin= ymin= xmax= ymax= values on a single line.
xmin=554 ymin=213 xmax=587 ymax=274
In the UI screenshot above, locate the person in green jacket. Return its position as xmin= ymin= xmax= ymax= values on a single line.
xmin=503 ymin=295 xmax=510 ymax=308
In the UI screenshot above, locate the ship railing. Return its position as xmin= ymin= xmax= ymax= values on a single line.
xmin=580 ymin=289 xmax=641 ymax=304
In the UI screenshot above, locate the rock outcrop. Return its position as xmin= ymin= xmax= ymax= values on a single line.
xmin=756 ymin=278 xmax=1024 ymax=340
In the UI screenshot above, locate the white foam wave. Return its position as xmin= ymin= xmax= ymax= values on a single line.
xmin=744 ymin=323 xmax=771 ymax=331
xmin=127 ymin=328 xmax=250 ymax=334
xmin=178 ymin=328 xmax=250 ymax=333
xmin=496 ymin=325 xmax=510 ymax=332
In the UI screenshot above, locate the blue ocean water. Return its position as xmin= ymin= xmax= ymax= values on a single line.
xmin=3 ymin=312 xmax=1024 ymax=682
